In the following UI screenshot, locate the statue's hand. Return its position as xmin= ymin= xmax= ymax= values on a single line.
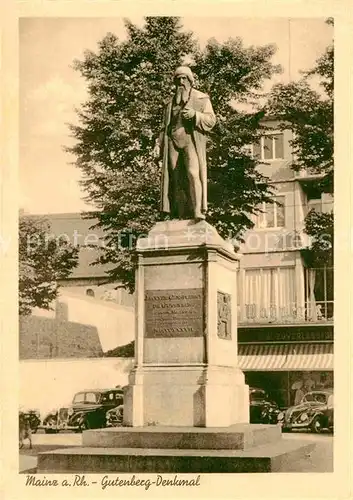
xmin=181 ymin=107 xmax=196 ymax=120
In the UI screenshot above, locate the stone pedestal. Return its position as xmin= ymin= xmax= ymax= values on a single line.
xmin=123 ymin=219 xmax=249 ymax=427
xmin=35 ymin=219 xmax=316 ymax=474
xmin=37 ymin=425 xmax=316 ymax=473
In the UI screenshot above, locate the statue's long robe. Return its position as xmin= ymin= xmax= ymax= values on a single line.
xmin=159 ymin=89 xmax=216 ymax=214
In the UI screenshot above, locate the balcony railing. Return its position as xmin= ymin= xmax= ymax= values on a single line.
xmin=238 ymin=301 xmax=334 ymax=325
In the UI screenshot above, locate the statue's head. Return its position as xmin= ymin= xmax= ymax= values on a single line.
xmin=173 ymin=66 xmax=194 ymax=90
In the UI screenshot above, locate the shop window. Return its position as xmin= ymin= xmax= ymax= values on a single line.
xmin=289 ymin=371 xmax=333 ymax=406
xmin=253 ymin=196 xmax=285 ymax=229
xmin=245 ymin=371 xmax=334 ymax=409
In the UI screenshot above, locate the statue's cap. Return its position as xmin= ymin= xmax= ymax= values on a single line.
xmin=174 ymin=66 xmax=194 ymax=85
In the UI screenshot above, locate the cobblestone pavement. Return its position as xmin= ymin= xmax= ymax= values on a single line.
xmin=19 ymin=429 xmax=333 ymax=473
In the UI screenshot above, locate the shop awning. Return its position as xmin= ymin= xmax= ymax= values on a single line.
xmin=238 ymin=343 xmax=333 ymax=371
xmin=281 ymin=343 xmax=333 ymax=370
xmin=238 ymin=344 xmax=288 ymax=370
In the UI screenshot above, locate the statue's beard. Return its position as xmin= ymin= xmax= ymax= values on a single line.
xmin=175 ymin=85 xmax=190 ymax=105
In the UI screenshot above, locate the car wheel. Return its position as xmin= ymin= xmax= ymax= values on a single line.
xmin=311 ymin=416 xmax=323 ymax=434
xmin=79 ymin=419 xmax=90 ymax=432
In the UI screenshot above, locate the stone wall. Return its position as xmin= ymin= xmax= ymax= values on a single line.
xmin=19 ymin=289 xmax=135 ymax=359
xmin=19 ymin=315 xmax=103 ymax=359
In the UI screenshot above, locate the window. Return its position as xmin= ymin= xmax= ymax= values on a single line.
xmin=86 ymin=288 xmax=95 ymax=298
xmin=303 ymin=393 xmax=327 ymax=404
xmin=305 ymin=267 xmax=333 ymax=321
xmin=243 ymin=267 xmax=296 ymax=322
xmin=253 ymin=133 xmax=284 ymax=160
xmin=73 ymin=393 xmax=85 ymax=404
xmin=254 ymin=196 xmax=285 ymax=229
xmin=85 ymin=392 xmax=99 ymax=404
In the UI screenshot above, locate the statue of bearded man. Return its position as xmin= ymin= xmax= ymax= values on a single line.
xmin=158 ymin=66 xmax=216 ymax=221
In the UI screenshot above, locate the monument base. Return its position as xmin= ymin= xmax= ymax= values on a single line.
xmin=123 ymin=365 xmax=249 ymax=427
xmin=124 ymin=219 xmax=250 ymax=428
xmin=37 ymin=425 xmax=315 ymax=473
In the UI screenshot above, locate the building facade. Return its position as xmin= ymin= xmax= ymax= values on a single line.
xmin=237 ymin=121 xmax=333 ymax=407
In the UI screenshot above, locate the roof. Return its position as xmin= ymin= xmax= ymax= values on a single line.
xmin=74 ymin=387 xmax=124 ymax=394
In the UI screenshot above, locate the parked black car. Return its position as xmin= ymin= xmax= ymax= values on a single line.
xmin=106 ymin=404 xmax=124 ymax=427
xmin=278 ymin=389 xmax=334 ymax=433
xmin=42 ymin=387 xmax=124 ymax=433
xmin=249 ymin=387 xmax=280 ymax=424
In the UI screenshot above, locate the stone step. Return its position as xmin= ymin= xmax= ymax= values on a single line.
xmin=82 ymin=424 xmax=282 ymax=451
xmin=19 ymin=455 xmax=38 ymax=474
xmin=37 ymin=440 xmax=315 ymax=473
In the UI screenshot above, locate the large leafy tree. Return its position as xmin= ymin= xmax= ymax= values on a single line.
xmin=19 ymin=216 xmax=79 ymax=315
xmin=68 ymin=16 xmax=281 ymax=291
xmin=268 ymin=18 xmax=333 ymax=265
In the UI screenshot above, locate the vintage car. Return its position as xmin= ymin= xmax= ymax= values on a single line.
xmin=106 ymin=404 xmax=124 ymax=427
xmin=42 ymin=387 xmax=124 ymax=433
xmin=278 ymin=389 xmax=334 ymax=433
xmin=249 ymin=387 xmax=280 ymax=424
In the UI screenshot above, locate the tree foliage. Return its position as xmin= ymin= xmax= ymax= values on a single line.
xmin=302 ymin=209 xmax=333 ymax=267
xmin=267 ymin=43 xmax=333 ymax=193
xmin=68 ymin=16 xmax=282 ymax=291
xmin=267 ymin=19 xmax=334 ymax=265
xmin=104 ymin=340 xmax=135 ymax=357
xmin=19 ymin=216 xmax=79 ymax=315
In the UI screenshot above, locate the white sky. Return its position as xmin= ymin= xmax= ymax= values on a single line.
xmin=19 ymin=17 xmax=333 ymax=214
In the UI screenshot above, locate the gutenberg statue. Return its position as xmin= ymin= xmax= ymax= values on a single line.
xmin=158 ymin=66 xmax=216 ymax=221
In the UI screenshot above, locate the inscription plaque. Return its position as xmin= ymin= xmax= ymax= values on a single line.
xmin=217 ymin=291 xmax=232 ymax=340
xmin=145 ymin=288 xmax=204 ymax=338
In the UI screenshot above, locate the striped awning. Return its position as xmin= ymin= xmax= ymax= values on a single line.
xmin=282 ymin=343 xmax=333 ymax=370
xmin=238 ymin=343 xmax=333 ymax=371
xmin=238 ymin=344 xmax=288 ymax=370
